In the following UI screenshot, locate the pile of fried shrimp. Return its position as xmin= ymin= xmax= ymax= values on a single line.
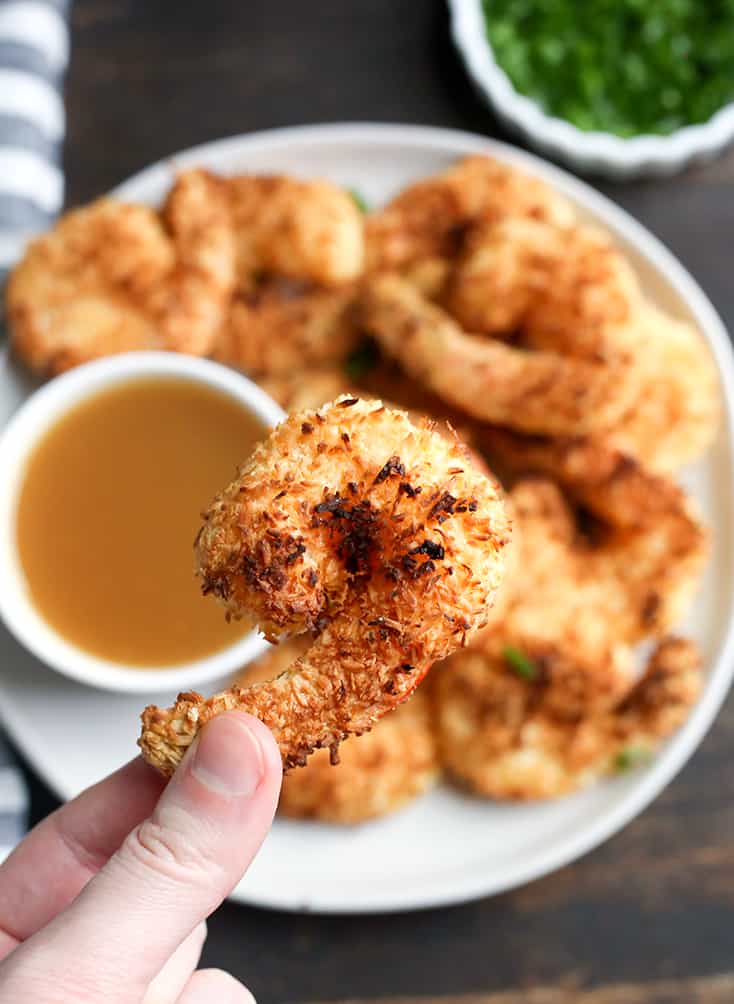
xmin=6 ymin=155 xmax=719 ymax=824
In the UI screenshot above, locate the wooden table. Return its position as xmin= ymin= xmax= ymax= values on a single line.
xmin=20 ymin=2 xmax=734 ymax=1001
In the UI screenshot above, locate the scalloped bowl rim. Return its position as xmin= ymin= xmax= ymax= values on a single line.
xmin=449 ymin=0 xmax=734 ymax=170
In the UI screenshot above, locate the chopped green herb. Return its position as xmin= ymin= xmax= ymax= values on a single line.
xmin=349 ymin=188 xmax=369 ymax=213
xmin=482 ymin=0 xmax=734 ymax=137
xmin=345 ymin=339 xmax=379 ymax=380
xmin=614 ymin=745 xmax=652 ymax=773
xmin=503 ymin=645 xmax=537 ymax=680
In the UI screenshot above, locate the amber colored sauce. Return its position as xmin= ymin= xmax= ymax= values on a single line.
xmin=16 ymin=378 xmax=264 ymax=666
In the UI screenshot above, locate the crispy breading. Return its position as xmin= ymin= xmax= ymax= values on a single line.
xmin=7 ymin=190 xmax=235 ymax=374
xmin=482 ymin=432 xmax=709 ymax=641
xmin=214 ymin=278 xmax=360 ymax=377
xmin=139 ymin=396 xmax=510 ymax=774
xmin=365 ymin=154 xmax=575 ymax=272
xmin=434 ymin=636 xmax=701 ymax=799
xmin=168 ymin=168 xmax=364 ymax=289
xmin=358 ymin=274 xmax=636 ymax=435
xmin=239 ymin=638 xmax=438 ymax=823
xmin=444 ymin=217 xmax=641 ymax=355
xmin=609 ymin=305 xmax=720 ymax=472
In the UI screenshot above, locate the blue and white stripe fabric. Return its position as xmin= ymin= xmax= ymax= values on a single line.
xmin=0 ymin=741 xmax=29 ymax=859
xmin=0 ymin=0 xmax=69 ymax=292
xmin=0 ymin=0 xmax=70 ymax=844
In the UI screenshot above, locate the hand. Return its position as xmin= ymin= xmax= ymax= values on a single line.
xmin=0 ymin=712 xmax=282 ymax=1003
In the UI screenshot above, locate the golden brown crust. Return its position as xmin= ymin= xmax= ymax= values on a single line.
xmin=434 ymin=636 xmax=701 ymax=800
xmin=482 ymin=432 xmax=708 ymax=643
xmin=444 ymin=217 xmax=641 ymax=354
xmin=609 ymin=305 xmax=720 ymax=473
xmin=214 ymin=279 xmax=360 ymax=377
xmin=7 ymin=201 xmax=170 ymax=374
xmin=365 ymin=154 xmax=575 ymax=273
xmin=357 ymin=274 xmax=635 ymax=436
xmin=8 ymin=188 xmax=235 ymax=375
xmin=278 ymin=692 xmax=439 ymax=824
xmin=234 ymin=637 xmax=439 ymax=823
xmin=172 ymin=168 xmax=364 ymax=288
xmin=139 ymin=396 xmax=510 ymax=775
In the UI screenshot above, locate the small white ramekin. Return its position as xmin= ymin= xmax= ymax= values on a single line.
xmin=0 ymin=352 xmax=285 ymax=693
xmin=449 ymin=0 xmax=734 ymax=179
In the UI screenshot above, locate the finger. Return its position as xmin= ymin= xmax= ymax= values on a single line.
xmin=6 ymin=713 xmax=281 ymax=1003
xmin=177 ymin=969 xmax=254 ymax=1004
xmin=0 ymin=756 xmax=165 ymax=958
xmin=143 ymin=922 xmax=206 ymax=1004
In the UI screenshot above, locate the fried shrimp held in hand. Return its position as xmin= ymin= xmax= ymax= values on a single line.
xmin=139 ymin=397 xmax=510 ymax=775
xmin=235 ymin=639 xmax=439 ymax=823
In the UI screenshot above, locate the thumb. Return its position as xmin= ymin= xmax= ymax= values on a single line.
xmin=6 ymin=712 xmax=281 ymax=1004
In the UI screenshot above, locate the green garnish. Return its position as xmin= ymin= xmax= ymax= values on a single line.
xmin=349 ymin=188 xmax=369 ymax=213
xmin=614 ymin=745 xmax=652 ymax=773
xmin=482 ymin=0 xmax=734 ymax=137
xmin=345 ymin=339 xmax=379 ymax=381
xmin=503 ymin=645 xmax=537 ymax=680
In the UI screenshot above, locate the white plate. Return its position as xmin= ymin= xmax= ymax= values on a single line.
xmin=1 ymin=124 xmax=733 ymax=914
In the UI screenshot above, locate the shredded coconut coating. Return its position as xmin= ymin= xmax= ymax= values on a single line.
xmin=609 ymin=305 xmax=720 ymax=473
xmin=365 ymin=154 xmax=575 ymax=273
xmin=171 ymin=168 xmax=364 ymax=290
xmin=434 ymin=636 xmax=701 ymax=800
xmin=482 ymin=431 xmax=709 ymax=642
xmin=214 ymin=279 xmax=360 ymax=377
xmin=358 ymin=274 xmax=635 ymax=436
xmin=444 ymin=216 xmax=641 ymax=353
xmin=279 ymin=690 xmax=438 ymax=823
xmin=428 ymin=467 xmax=707 ymax=800
xmin=8 ymin=183 xmax=235 ymax=374
xmin=139 ymin=396 xmax=510 ymax=775
xmin=238 ymin=636 xmax=438 ymax=824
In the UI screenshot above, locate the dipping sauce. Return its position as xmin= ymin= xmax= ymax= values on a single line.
xmin=16 ymin=378 xmax=264 ymax=666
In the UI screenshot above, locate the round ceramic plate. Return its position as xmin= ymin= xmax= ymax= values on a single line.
xmin=1 ymin=124 xmax=733 ymax=914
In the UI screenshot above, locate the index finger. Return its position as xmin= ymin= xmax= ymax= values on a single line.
xmin=0 ymin=756 xmax=165 ymax=959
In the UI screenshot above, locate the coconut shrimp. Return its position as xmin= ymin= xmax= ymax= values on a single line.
xmin=214 ymin=278 xmax=360 ymax=377
xmin=434 ymin=636 xmax=701 ymax=800
xmin=365 ymin=155 xmax=575 ymax=273
xmin=608 ymin=306 xmax=719 ymax=473
xmin=280 ymin=690 xmax=438 ymax=823
xmin=7 ymin=182 xmax=235 ymax=374
xmin=444 ymin=217 xmax=641 ymax=356
xmin=358 ymin=274 xmax=636 ymax=435
xmin=168 ymin=168 xmax=365 ymax=290
xmin=482 ymin=431 xmax=709 ymax=641
xmin=139 ymin=397 xmax=510 ymax=774
xmin=477 ymin=478 xmax=640 ymax=717
xmin=238 ymin=638 xmax=439 ymax=823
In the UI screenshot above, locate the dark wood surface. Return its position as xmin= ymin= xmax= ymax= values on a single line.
xmin=18 ymin=2 xmax=734 ymax=1001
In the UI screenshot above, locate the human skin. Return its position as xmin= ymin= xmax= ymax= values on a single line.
xmin=0 ymin=712 xmax=282 ymax=1003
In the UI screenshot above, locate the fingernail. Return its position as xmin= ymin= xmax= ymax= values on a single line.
xmin=191 ymin=713 xmax=265 ymax=797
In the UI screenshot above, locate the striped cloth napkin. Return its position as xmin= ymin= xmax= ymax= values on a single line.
xmin=0 ymin=0 xmax=72 ymax=849
xmin=0 ymin=0 xmax=68 ymax=288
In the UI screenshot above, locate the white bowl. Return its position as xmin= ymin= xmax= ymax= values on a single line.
xmin=449 ymin=0 xmax=734 ymax=179
xmin=0 ymin=352 xmax=285 ymax=693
